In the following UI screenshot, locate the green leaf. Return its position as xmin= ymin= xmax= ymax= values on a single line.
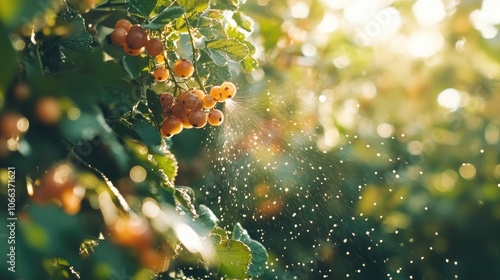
xmin=206 ymin=39 xmax=249 ymax=62
xmin=206 ymin=49 xmax=228 ymax=66
xmin=232 ymin=11 xmax=254 ymax=33
xmin=152 ymin=149 xmax=178 ymax=183
xmin=122 ymin=55 xmax=150 ymax=79
xmin=242 ymin=56 xmax=258 ymax=72
xmin=197 ymin=204 xmax=219 ymax=229
xmin=198 ymin=50 xmax=231 ymax=85
xmin=178 ymin=0 xmax=209 ymax=14
xmin=232 ymin=223 xmax=268 ymax=277
xmin=42 ymin=15 xmax=93 ymax=71
xmin=130 ymin=116 xmax=163 ymax=147
xmin=175 ymin=186 xmax=196 ymax=215
xmin=215 ymin=240 xmax=252 ymax=278
xmin=127 ymin=0 xmax=158 ymax=18
xmin=210 ymin=0 xmax=239 ymax=11
xmin=143 ymin=6 xmax=185 ymax=29
xmin=146 ymin=89 xmax=164 ymax=129
xmin=0 ymin=23 xmax=17 ymax=99
xmin=198 ymin=14 xmax=226 ymax=40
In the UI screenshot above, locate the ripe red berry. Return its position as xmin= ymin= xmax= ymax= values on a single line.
xmin=208 ymin=109 xmax=224 ymax=126
xmin=111 ymin=28 xmax=127 ymax=46
xmin=154 ymin=67 xmax=169 ymax=82
xmin=161 ymin=117 xmax=183 ymax=137
xmin=145 ymin=38 xmax=164 ymax=57
xmin=115 ymin=19 xmax=132 ymax=31
xmin=173 ymin=59 xmax=195 ymax=78
xmin=182 ymin=93 xmax=200 ymax=110
xmin=126 ymin=25 xmax=148 ymax=49
xmin=159 ymin=93 xmax=174 ymax=109
xmin=170 ymin=103 xmax=185 ymax=118
xmin=188 ymin=110 xmax=208 ymax=128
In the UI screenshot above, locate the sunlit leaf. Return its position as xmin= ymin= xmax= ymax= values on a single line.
xmin=175 ymin=186 xmax=196 ymax=214
xmin=210 ymin=0 xmax=239 ymax=11
xmin=178 ymin=0 xmax=209 ymax=15
xmin=206 ymin=39 xmax=249 ymax=62
xmin=215 ymin=240 xmax=251 ymax=278
xmin=232 ymin=11 xmax=254 ymax=33
xmin=197 ymin=204 xmax=219 ymax=229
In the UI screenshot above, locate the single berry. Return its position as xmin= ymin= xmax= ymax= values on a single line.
xmin=35 ymin=97 xmax=62 ymax=125
xmin=108 ymin=216 xmax=154 ymax=248
xmin=154 ymin=67 xmax=169 ymax=82
xmin=208 ymin=109 xmax=224 ymax=126
xmin=12 ymin=83 xmax=30 ymax=101
xmin=202 ymin=94 xmax=217 ymax=109
xmin=188 ymin=110 xmax=208 ymax=128
xmin=111 ymin=28 xmax=127 ymax=46
xmin=173 ymin=59 xmax=195 ymax=78
xmin=170 ymin=103 xmax=185 ymax=118
xmin=209 ymin=86 xmax=221 ymax=100
xmin=192 ymin=89 xmax=204 ymax=100
xmin=0 ymin=112 xmax=25 ymax=137
xmin=181 ymin=112 xmax=193 ymax=129
xmin=176 ymin=91 xmax=188 ymax=104
xmin=182 ymin=93 xmax=199 ymax=110
xmin=124 ymin=44 xmax=143 ymax=56
xmin=145 ymin=38 xmax=164 ymax=57
xmin=126 ymin=25 xmax=148 ymax=49
xmin=115 ymin=19 xmax=132 ymax=31
xmin=161 ymin=117 xmax=183 ymax=137
xmin=193 ymin=99 xmax=204 ymax=111
xmin=159 ymin=93 xmax=174 ymax=109
xmin=219 ymin=81 xmax=237 ymax=101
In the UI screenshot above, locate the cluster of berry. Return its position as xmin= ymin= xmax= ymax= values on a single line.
xmin=109 ymin=19 xmax=239 ymax=138
xmin=110 ymin=19 xmax=164 ymax=57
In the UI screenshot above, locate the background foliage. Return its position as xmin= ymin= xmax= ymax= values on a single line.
xmin=1 ymin=0 xmax=500 ymax=280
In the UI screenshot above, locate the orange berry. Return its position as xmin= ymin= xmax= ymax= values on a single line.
xmin=123 ymin=44 xmax=143 ymax=56
xmin=161 ymin=117 xmax=183 ymax=137
xmin=115 ymin=19 xmax=132 ymax=31
xmin=219 ymin=82 xmax=237 ymax=102
xmin=153 ymin=67 xmax=169 ymax=82
xmin=208 ymin=109 xmax=224 ymax=126
xmin=209 ymin=86 xmax=221 ymax=100
xmin=173 ymin=59 xmax=194 ymax=78
xmin=35 ymin=97 xmax=62 ymax=125
xmin=202 ymin=94 xmax=217 ymax=109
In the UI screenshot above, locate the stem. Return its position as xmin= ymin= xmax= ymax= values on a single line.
xmin=184 ymin=15 xmax=207 ymax=94
xmin=35 ymin=44 xmax=44 ymax=75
